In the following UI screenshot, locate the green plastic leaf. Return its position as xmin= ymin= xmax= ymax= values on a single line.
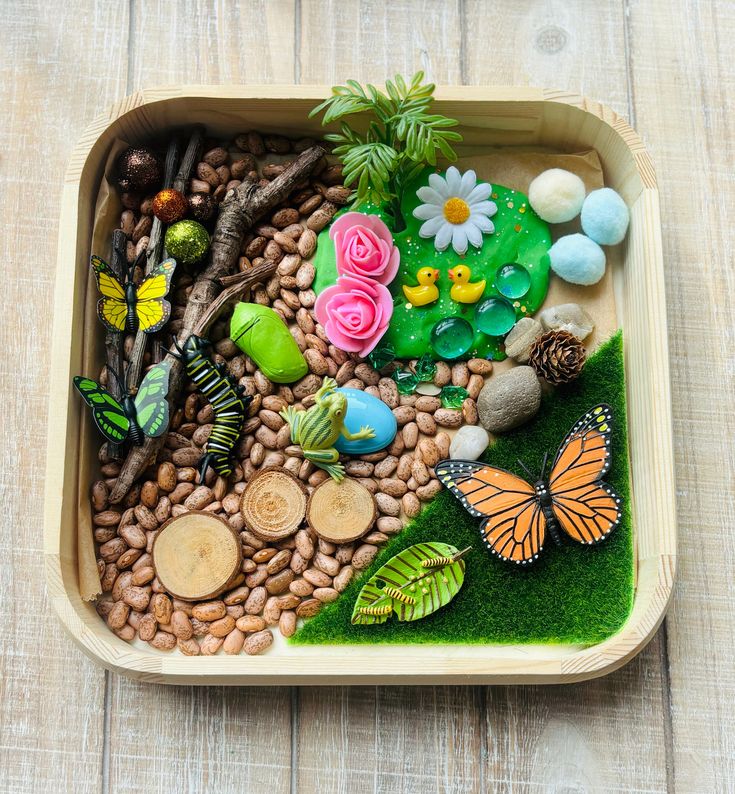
xmin=351 ymin=543 xmax=468 ymax=625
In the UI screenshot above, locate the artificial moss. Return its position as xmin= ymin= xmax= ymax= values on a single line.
xmin=293 ymin=332 xmax=634 ymax=647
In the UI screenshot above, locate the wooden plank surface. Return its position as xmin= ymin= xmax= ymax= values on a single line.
xmin=0 ymin=2 xmax=128 ymax=793
xmin=2 ymin=0 xmax=733 ymax=792
xmin=626 ymin=1 xmax=735 ymax=791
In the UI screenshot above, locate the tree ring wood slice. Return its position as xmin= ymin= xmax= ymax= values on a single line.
xmin=306 ymin=477 xmax=377 ymax=543
xmin=240 ymin=467 xmax=308 ymax=541
xmin=152 ymin=511 xmax=242 ymax=601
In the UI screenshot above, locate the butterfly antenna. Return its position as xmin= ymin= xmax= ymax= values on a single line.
xmin=516 ymin=459 xmax=535 ymax=480
xmin=540 ymin=450 xmax=550 ymax=480
xmin=160 ymin=335 xmax=184 ymax=361
xmin=107 ymin=366 xmax=125 ymax=394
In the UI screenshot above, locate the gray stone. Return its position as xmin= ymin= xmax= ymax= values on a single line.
xmin=477 ymin=366 xmax=542 ymax=433
xmin=504 ymin=317 xmax=543 ymax=363
xmin=539 ymin=302 xmax=595 ymax=340
xmin=449 ymin=425 xmax=490 ymax=461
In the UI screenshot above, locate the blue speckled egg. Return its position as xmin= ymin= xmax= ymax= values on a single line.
xmin=334 ymin=387 xmax=397 ymax=455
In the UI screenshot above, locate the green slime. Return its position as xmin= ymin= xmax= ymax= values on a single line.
xmin=313 ymin=169 xmax=551 ymax=360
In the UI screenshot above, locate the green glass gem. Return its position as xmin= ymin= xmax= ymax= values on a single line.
xmin=495 ymin=263 xmax=531 ymax=299
xmin=475 ymin=297 xmax=517 ymax=336
xmin=430 ymin=317 xmax=474 ymax=360
xmin=440 ymin=386 xmax=469 ymax=409
xmin=392 ymin=369 xmax=419 ymax=395
xmin=413 ymin=353 xmax=437 ymax=382
xmin=368 ymin=343 xmax=395 ymax=370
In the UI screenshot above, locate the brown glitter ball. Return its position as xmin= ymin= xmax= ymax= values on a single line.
xmin=152 ymin=188 xmax=189 ymax=224
xmin=528 ymin=330 xmax=586 ymax=385
xmin=187 ymin=193 xmax=217 ymax=223
xmin=116 ymin=147 xmax=162 ymax=192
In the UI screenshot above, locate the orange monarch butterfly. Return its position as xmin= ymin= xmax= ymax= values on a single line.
xmin=436 ymin=404 xmax=622 ymax=565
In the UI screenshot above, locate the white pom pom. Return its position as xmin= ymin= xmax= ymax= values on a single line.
xmin=528 ymin=169 xmax=586 ymax=224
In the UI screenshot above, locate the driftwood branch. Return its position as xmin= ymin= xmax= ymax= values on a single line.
xmin=105 ymin=229 xmax=129 ymax=459
xmin=109 ymin=143 xmax=326 ymax=502
xmin=126 ymin=128 xmax=204 ymax=391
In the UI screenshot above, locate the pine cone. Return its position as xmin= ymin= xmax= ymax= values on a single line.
xmin=529 ymin=330 xmax=586 ymax=385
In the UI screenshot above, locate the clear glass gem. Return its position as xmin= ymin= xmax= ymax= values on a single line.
xmin=475 ymin=296 xmax=517 ymax=336
xmin=495 ymin=263 xmax=531 ymax=299
xmin=430 ymin=317 xmax=474 ymax=360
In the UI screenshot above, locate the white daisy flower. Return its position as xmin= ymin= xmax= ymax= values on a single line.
xmin=412 ymin=166 xmax=498 ymax=255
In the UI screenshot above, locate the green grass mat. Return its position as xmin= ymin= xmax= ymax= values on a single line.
xmin=293 ymin=331 xmax=634 ymax=646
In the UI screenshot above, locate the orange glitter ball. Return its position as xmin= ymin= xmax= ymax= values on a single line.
xmin=152 ymin=188 xmax=189 ymax=224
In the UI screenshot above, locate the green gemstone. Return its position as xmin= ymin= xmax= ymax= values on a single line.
xmin=413 ymin=353 xmax=437 ymax=382
xmin=368 ymin=343 xmax=395 ymax=370
xmin=440 ymin=386 xmax=469 ymax=409
xmin=392 ymin=369 xmax=419 ymax=395
xmin=495 ymin=263 xmax=531 ymax=299
xmin=475 ymin=297 xmax=517 ymax=336
xmin=430 ymin=317 xmax=474 ymax=360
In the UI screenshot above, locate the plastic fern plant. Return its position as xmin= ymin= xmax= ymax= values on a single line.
xmin=309 ymin=72 xmax=462 ymax=230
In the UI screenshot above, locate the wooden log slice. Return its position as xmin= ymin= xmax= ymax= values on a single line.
xmin=240 ymin=467 xmax=308 ymax=541
xmin=306 ymin=477 xmax=377 ymax=543
xmin=152 ymin=512 xmax=242 ymax=601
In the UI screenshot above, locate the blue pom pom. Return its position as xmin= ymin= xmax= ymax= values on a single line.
xmin=581 ymin=188 xmax=630 ymax=245
xmin=549 ymin=234 xmax=606 ymax=286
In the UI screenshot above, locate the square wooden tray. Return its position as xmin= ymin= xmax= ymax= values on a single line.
xmin=44 ymin=86 xmax=676 ymax=685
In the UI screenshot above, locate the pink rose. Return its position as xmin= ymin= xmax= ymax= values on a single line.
xmin=330 ymin=212 xmax=400 ymax=285
xmin=314 ymin=274 xmax=393 ymax=357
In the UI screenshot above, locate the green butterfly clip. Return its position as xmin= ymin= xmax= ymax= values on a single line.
xmin=73 ymin=360 xmax=172 ymax=446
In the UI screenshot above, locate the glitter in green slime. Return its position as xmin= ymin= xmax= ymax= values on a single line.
xmin=311 ymin=171 xmax=551 ymax=360
xmin=475 ymin=296 xmax=517 ymax=336
xmin=392 ymin=369 xmax=419 ymax=395
xmin=440 ymin=386 xmax=469 ymax=409
xmin=413 ymin=354 xmax=437 ymax=382
xmin=495 ymin=263 xmax=531 ymax=299
xmin=431 ymin=317 xmax=474 ymax=360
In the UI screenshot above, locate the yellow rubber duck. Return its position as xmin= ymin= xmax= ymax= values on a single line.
xmin=402 ymin=267 xmax=440 ymax=307
xmin=448 ymin=265 xmax=486 ymax=304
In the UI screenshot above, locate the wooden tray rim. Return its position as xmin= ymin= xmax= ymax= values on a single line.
xmin=44 ymin=85 xmax=676 ymax=685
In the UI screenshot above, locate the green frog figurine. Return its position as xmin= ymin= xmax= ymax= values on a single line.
xmin=280 ymin=376 xmax=375 ymax=481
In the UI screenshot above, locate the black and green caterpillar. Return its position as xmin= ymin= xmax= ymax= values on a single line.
xmin=170 ymin=335 xmax=251 ymax=481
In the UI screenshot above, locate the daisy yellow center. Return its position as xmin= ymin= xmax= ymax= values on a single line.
xmin=443 ymin=197 xmax=470 ymax=225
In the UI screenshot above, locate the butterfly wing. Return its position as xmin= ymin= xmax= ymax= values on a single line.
xmin=548 ymin=404 xmax=622 ymax=544
xmin=73 ymin=376 xmax=130 ymax=443
xmin=133 ymin=361 xmax=172 ymax=437
xmin=136 ymin=258 xmax=177 ymax=300
xmin=135 ymin=298 xmax=171 ymax=333
xmin=91 ymin=255 xmax=127 ymax=332
xmin=437 ymin=460 xmax=546 ymax=564
xmin=134 ymin=259 xmax=176 ymax=333
xmin=97 ymin=297 xmax=128 ymax=332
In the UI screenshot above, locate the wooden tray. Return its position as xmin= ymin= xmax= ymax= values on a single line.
xmin=44 ymin=86 xmax=675 ymax=685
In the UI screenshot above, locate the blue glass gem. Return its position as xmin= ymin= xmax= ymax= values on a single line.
xmin=495 ymin=263 xmax=531 ymax=299
xmin=475 ymin=296 xmax=517 ymax=336
xmin=430 ymin=317 xmax=474 ymax=360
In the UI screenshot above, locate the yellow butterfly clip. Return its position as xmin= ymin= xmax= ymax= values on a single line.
xmin=91 ymin=254 xmax=176 ymax=334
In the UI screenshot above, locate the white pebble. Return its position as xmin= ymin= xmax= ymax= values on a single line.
xmin=449 ymin=425 xmax=490 ymax=461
